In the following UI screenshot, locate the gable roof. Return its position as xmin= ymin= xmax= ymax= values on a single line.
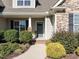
xmin=2 ymin=0 xmax=59 ymax=12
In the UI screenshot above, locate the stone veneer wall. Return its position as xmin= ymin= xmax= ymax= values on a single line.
xmin=56 ymin=0 xmax=79 ymax=32
xmin=56 ymin=13 xmax=69 ymax=32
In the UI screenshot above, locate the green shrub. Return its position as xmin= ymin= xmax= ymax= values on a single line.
xmin=75 ymin=47 xmax=79 ymax=56
xmin=46 ymin=43 xmax=66 ymax=59
xmin=52 ymin=31 xmax=78 ymax=54
xmin=19 ymin=31 xmax=32 ymax=43
xmin=0 ymin=42 xmax=19 ymax=59
xmin=4 ymin=29 xmax=18 ymax=42
xmin=9 ymin=43 xmax=20 ymax=51
xmin=75 ymin=33 xmax=79 ymax=46
xmin=0 ymin=30 xmax=5 ymax=41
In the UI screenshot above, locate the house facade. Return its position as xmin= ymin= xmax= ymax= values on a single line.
xmin=0 ymin=0 xmax=78 ymax=40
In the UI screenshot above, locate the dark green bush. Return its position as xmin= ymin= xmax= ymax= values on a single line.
xmin=19 ymin=31 xmax=32 ymax=44
xmin=52 ymin=31 xmax=78 ymax=54
xmin=0 ymin=30 xmax=5 ymax=41
xmin=0 ymin=42 xmax=19 ymax=59
xmin=4 ymin=29 xmax=18 ymax=42
xmin=75 ymin=33 xmax=79 ymax=46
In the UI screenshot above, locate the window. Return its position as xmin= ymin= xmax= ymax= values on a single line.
xmin=11 ymin=20 xmax=28 ymax=31
xmin=25 ymin=0 xmax=30 ymax=6
xmin=17 ymin=0 xmax=31 ymax=6
xmin=13 ymin=0 xmax=35 ymax=8
xmin=17 ymin=0 xmax=23 ymax=6
xmin=73 ymin=14 xmax=79 ymax=32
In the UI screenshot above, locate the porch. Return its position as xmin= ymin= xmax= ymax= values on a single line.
xmin=0 ymin=16 xmax=55 ymax=40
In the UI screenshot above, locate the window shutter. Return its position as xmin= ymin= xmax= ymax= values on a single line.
xmin=69 ymin=13 xmax=73 ymax=32
xmin=26 ymin=20 xmax=28 ymax=30
xmin=10 ymin=20 xmax=13 ymax=29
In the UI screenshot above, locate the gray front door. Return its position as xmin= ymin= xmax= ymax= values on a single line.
xmin=37 ymin=22 xmax=43 ymax=37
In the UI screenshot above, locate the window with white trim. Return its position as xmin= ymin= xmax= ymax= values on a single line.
xmin=17 ymin=0 xmax=31 ymax=6
xmin=13 ymin=0 xmax=35 ymax=8
xmin=73 ymin=14 xmax=79 ymax=32
xmin=17 ymin=0 xmax=23 ymax=6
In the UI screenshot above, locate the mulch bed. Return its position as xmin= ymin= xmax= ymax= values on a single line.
xmin=5 ymin=43 xmax=31 ymax=59
xmin=5 ymin=53 xmax=20 ymax=59
xmin=46 ymin=54 xmax=79 ymax=59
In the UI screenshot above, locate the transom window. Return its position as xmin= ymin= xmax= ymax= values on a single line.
xmin=17 ymin=0 xmax=31 ymax=6
xmin=73 ymin=14 xmax=79 ymax=32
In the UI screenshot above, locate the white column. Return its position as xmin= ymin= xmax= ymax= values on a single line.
xmin=45 ymin=17 xmax=48 ymax=40
xmin=28 ymin=17 xmax=32 ymax=31
xmin=28 ymin=17 xmax=32 ymax=28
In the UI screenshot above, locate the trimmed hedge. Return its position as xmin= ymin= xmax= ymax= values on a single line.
xmin=4 ymin=29 xmax=18 ymax=42
xmin=19 ymin=31 xmax=32 ymax=44
xmin=47 ymin=42 xmax=66 ymax=59
xmin=52 ymin=31 xmax=78 ymax=54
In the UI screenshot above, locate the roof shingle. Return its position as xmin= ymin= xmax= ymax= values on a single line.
xmin=1 ymin=0 xmax=59 ymax=13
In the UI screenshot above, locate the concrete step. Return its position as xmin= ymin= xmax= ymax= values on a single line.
xmin=35 ymin=40 xmax=47 ymax=44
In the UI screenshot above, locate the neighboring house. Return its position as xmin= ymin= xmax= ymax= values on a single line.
xmin=0 ymin=0 xmax=78 ymax=40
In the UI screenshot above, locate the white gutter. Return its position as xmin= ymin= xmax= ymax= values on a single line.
xmin=53 ymin=0 xmax=64 ymax=8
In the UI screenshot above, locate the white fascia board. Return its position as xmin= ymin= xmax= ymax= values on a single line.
xmin=1 ymin=12 xmax=49 ymax=16
xmin=53 ymin=0 xmax=64 ymax=8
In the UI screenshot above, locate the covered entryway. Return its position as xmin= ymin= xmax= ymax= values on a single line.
xmin=0 ymin=15 xmax=55 ymax=40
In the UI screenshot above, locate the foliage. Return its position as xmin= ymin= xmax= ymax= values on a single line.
xmin=75 ymin=47 xmax=79 ymax=56
xmin=46 ymin=43 xmax=66 ymax=59
xmin=4 ymin=29 xmax=18 ymax=42
xmin=0 ymin=30 xmax=5 ymax=42
xmin=0 ymin=42 xmax=19 ymax=59
xmin=75 ymin=33 xmax=79 ymax=46
xmin=52 ymin=31 xmax=78 ymax=54
xmin=19 ymin=31 xmax=32 ymax=44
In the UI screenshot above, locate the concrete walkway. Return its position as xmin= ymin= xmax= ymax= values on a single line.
xmin=13 ymin=44 xmax=46 ymax=59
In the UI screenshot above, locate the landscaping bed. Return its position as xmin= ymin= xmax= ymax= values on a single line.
xmin=5 ymin=43 xmax=30 ymax=59
xmin=0 ymin=29 xmax=32 ymax=59
xmin=46 ymin=31 xmax=79 ymax=59
xmin=46 ymin=54 xmax=79 ymax=59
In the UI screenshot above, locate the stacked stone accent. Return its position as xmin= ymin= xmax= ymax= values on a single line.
xmin=56 ymin=13 xmax=69 ymax=32
xmin=56 ymin=0 xmax=79 ymax=32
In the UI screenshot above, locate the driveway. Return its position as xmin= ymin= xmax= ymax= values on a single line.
xmin=13 ymin=44 xmax=46 ymax=59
